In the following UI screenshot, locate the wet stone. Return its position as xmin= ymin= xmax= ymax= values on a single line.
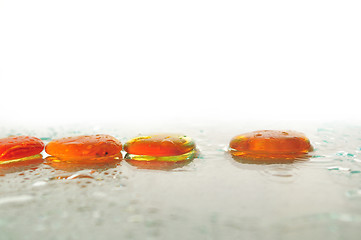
xmin=124 ymin=134 xmax=196 ymax=162
xmin=0 ymin=136 xmax=44 ymax=162
xmin=229 ymin=130 xmax=313 ymax=162
xmin=45 ymin=134 xmax=122 ymax=161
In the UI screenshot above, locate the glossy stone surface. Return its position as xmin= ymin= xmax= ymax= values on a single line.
xmin=124 ymin=134 xmax=195 ymax=157
xmin=0 ymin=136 xmax=45 ymax=161
xmin=124 ymin=134 xmax=196 ymax=161
xmin=45 ymin=134 xmax=122 ymax=160
xmin=229 ymin=130 xmax=313 ymax=160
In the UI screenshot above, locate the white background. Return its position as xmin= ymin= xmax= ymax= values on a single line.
xmin=0 ymin=0 xmax=360 ymax=126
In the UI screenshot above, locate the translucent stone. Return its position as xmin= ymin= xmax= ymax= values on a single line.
xmin=0 ymin=136 xmax=44 ymax=161
xmin=229 ymin=130 xmax=313 ymax=161
xmin=45 ymin=134 xmax=122 ymax=160
xmin=124 ymin=134 xmax=196 ymax=162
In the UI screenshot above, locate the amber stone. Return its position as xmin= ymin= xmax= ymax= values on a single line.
xmin=229 ymin=130 xmax=312 ymax=160
xmin=45 ymin=134 xmax=122 ymax=160
xmin=124 ymin=134 xmax=196 ymax=161
xmin=0 ymin=136 xmax=45 ymax=161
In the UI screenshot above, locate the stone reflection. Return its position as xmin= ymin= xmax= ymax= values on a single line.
xmin=45 ymin=153 xmax=122 ymax=172
xmin=0 ymin=154 xmax=44 ymax=176
xmin=230 ymin=152 xmax=310 ymax=165
xmin=125 ymin=158 xmax=192 ymax=170
xmin=124 ymin=150 xmax=196 ymax=170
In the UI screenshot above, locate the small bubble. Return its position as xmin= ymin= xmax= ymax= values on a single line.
xmin=127 ymin=215 xmax=144 ymax=223
xmin=32 ymin=181 xmax=47 ymax=187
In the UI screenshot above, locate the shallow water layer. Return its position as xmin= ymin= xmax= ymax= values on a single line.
xmin=0 ymin=122 xmax=361 ymax=240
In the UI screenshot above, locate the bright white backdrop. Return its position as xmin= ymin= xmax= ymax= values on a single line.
xmin=0 ymin=0 xmax=360 ymax=126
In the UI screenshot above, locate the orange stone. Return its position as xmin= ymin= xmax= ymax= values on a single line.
xmin=45 ymin=134 xmax=122 ymax=160
xmin=124 ymin=134 xmax=195 ymax=157
xmin=0 ymin=136 xmax=45 ymax=161
xmin=229 ymin=130 xmax=312 ymax=160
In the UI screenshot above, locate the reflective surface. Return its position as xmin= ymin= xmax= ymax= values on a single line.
xmin=0 ymin=122 xmax=361 ymax=240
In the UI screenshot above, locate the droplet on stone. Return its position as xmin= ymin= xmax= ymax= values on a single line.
xmin=50 ymin=170 xmax=96 ymax=180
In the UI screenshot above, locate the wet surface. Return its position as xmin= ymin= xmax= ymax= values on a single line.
xmin=0 ymin=122 xmax=361 ymax=239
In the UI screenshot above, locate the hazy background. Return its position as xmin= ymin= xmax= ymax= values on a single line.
xmin=1 ymin=0 xmax=360 ymax=127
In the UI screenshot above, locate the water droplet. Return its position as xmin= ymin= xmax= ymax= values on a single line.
xmin=0 ymin=195 xmax=33 ymax=205
xmin=260 ymin=165 xmax=299 ymax=183
xmin=40 ymin=137 xmax=52 ymax=141
xmin=51 ymin=170 xmax=96 ymax=180
xmin=32 ymin=181 xmax=47 ymax=187
xmin=346 ymin=188 xmax=361 ymax=199
xmin=127 ymin=214 xmax=144 ymax=223
xmin=327 ymin=166 xmax=351 ymax=171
